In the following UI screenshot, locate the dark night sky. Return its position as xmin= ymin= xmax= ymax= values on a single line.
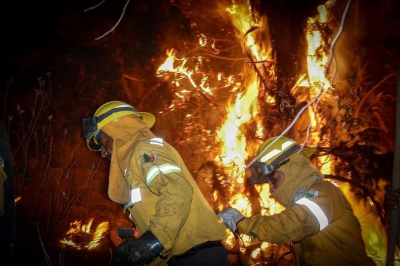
xmin=1 ymin=0 xmax=182 ymax=136
xmin=2 ymin=0 xmax=117 ymax=80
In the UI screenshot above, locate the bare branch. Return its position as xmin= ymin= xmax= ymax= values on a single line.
xmin=95 ymin=0 xmax=130 ymax=41
xmin=84 ymin=0 xmax=107 ymax=12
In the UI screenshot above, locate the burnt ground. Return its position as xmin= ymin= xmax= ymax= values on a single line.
xmin=0 ymin=0 xmax=399 ymax=265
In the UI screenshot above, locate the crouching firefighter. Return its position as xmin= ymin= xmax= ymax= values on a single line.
xmin=83 ymin=101 xmax=229 ymax=266
xmin=218 ymin=136 xmax=375 ymax=266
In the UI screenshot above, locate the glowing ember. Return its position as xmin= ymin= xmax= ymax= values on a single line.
xmin=14 ymin=196 xmax=21 ymax=204
xmin=251 ymin=247 xmax=261 ymax=259
xmin=156 ymin=48 xmax=177 ymax=75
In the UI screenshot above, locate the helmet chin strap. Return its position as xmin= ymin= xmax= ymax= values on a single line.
xmin=94 ymin=130 xmax=104 ymax=144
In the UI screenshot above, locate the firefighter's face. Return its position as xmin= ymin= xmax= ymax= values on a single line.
xmin=98 ymin=133 xmax=113 ymax=161
xmin=267 ymin=171 xmax=285 ymax=193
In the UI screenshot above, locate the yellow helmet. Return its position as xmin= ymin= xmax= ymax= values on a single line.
xmin=246 ymin=136 xmax=316 ymax=184
xmin=83 ymin=101 xmax=155 ymax=151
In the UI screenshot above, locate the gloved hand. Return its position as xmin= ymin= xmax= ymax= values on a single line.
xmin=217 ymin=208 xmax=245 ymax=234
xmin=110 ymin=228 xmax=139 ymax=247
xmin=113 ymin=231 xmax=164 ymax=266
xmin=385 ymin=185 xmax=400 ymax=211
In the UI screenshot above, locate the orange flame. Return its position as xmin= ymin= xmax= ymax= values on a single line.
xmin=293 ymin=4 xmax=332 ymax=173
xmin=59 ymin=218 xmax=109 ymax=250
xmin=215 ymin=74 xmax=262 ymax=180
xmin=214 ymin=1 xmax=282 ymax=252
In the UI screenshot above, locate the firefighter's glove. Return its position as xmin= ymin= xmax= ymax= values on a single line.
xmin=218 ymin=208 xmax=245 ymax=234
xmin=113 ymin=231 xmax=164 ymax=266
xmin=385 ymin=185 xmax=400 ymax=211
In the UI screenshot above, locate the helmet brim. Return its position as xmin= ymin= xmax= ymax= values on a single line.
xmin=300 ymin=146 xmax=317 ymax=158
xmin=138 ymin=112 xmax=156 ymax=128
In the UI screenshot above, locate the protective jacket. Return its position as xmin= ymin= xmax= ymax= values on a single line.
xmin=102 ymin=116 xmax=227 ymax=266
xmin=237 ymin=153 xmax=375 ymax=266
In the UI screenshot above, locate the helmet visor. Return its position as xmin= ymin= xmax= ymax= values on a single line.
xmin=246 ymin=162 xmax=274 ymax=184
xmin=83 ymin=116 xmax=102 ymax=151
xmin=83 ymin=116 xmax=99 ymax=141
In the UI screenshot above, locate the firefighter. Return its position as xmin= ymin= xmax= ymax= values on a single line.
xmin=218 ymin=136 xmax=375 ymax=266
xmin=83 ymin=101 xmax=229 ymax=266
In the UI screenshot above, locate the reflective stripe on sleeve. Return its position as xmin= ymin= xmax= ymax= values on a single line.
xmin=150 ymin=138 xmax=164 ymax=146
xmin=330 ymin=180 xmax=339 ymax=187
xmin=145 ymin=163 xmax=182 ymax=186
xmin=295 ymin=198 xmax=328 ymax=230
